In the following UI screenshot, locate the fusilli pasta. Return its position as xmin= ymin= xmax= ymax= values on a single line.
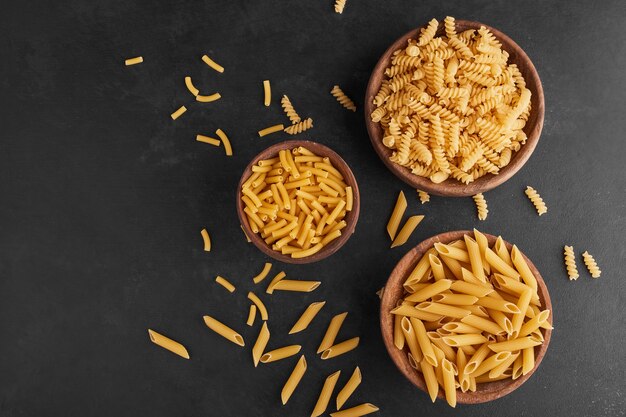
xmin=284 ymin=118 xmax=313 ymax=135
xmin=563 ymin=245 xmax=579 ymax=280
xmin=472 ymin=193 xmax=488 ymax=220
xmin=582 ymin=251 xmax=601 ymax=278
xmin=417 ymin=189 xmax=430 ymax=204
xmin=280 ymin=95 xmax=301 ymax=124
xmin=334 ymin=0 xmax=346 ymax=14
xmin=331 ymin=85 xmax=357 ymax=111
xmin=524 ymin=186 xmax=547 ymax=216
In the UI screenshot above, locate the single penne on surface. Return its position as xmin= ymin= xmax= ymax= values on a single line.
xmin=202 ymin=315 xmax=245 ymax=346
xmin=148 ymin=329 xmax=190 ymax=359
xmin=336 ymin=366 xmax=362 ymax=410
xmin=289 ymin=301 xmax=326 ymax=334
xmin=281 ymin=355 xmax=307 ymax=405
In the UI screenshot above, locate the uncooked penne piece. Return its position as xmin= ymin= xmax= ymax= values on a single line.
xmin=464 ymin=235 xmax=486 ymax=282
xmin=215 ymin=276 xmax=235 ymax=293
xmin=511 ymin=245 xmax=538 ymax=290
xmin=311 ymin=370 xmax=341 ymax=417
xmin=416 ymin=302 xmax=471 ymax=319
xmin=289 ymin=301 xmax=326 ymax=334
xmin=431 ymin=293 xmax=478 ymax=305
xmin=464 ymin=343 xmax=491 ymax=375
xmin=411 ymin=318 xmax=437 ymax=366
xmin=391 ymin=304 xmax=442 ymax=321
xmin=247 ymin=292 xmax=268 ymax=320
xmin=148 ymin=329 xmax=190 ymax=359
xmin=522 ymin=346 xmax=535 ymax=375
xmin=318 ymin=312 xmax=348 ymax=353
xmin=461 ymin=315 xmax=505 ymax=335
xmin=387 ymin=191 xmax=407 ymax=240
xmin=200 ymin=228 xmax=211 ymax=251
xmin=336 ymin=366 xmax=362 ymax=410
xmin=391 ymin=215 xmax=424 ymax=248
xmin=420 ymin=358 xmax=438 ymax=402
xmin=442 ymin=358 xmax=457 ymax=407
xmin=203 ymin=315 xmax=245 ymax=346
xmin=320 ymin=337 xmax=360 ymax=360
xmin=511 ymin=288 xmax=533 ymax=336
xmin=519 ymin=310 xmax=550 ymax=337
xmin=272 ymin=279 xmax=321 ymax=292
xmin=215 ymin=129 xmax=232 ymax=156
xmin=488 ymin=336 xmax=542 ymax=352
xmin=434 ymin=242 xmax=470 ymax=263
xmin=252 ymin=262 xmax=272 ymax=284
xmin=266 ymin=271 xmax=286 ymax=294
xmin=405 ymin=279 xmax=452 ymax=302
xmin=281 ymin=355 xmax=307 ymax=404
xmin=246 ymin=304 xmax=257 ymax=326
xmin=475 ymin=296 xmax=520 ymax=313
xmin=471 ymin=351 xmax=511 ymax=377
xmin=201 ymin=54 xmax=224 ymax=73
xmin=450 ymin=280 xmax=494 ymax=298
xmin=125 ymin=56 xmax=143 ymax=66
xmin=489 ymin=351 xmax=519 ymax=378
xmin=401 ymin=317 xmax=423 ymax=363
xmin=442 ymin=333 xmax=488 ymax=347
xmin=252 ymin=322 xmax=270 ymax=367
xmin=258 ymin=124 xmax=285 ymax=137
xmin=260 ymin=345 xmax=302 ymax=363
xmin=330 ymin=403 xmax=379 ymax=417
xmin=485 ymin=247 xmax=520 ymax=279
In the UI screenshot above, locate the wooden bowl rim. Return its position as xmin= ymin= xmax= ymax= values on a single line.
xmin=379 ymin=230 xmax=553 ymax=404
xmin=364 ymin=19 xmax=545 ymax=197
xmin=236 ymin=140 xmax=360 ymax=264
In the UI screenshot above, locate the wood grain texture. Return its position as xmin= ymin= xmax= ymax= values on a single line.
xmin=236 ymin=140 xmax=360 ymax=264
xmin=380 ymin=230 xmax=553 ymax=404
xmin=364 ymin=20 xmax=545 ymax=197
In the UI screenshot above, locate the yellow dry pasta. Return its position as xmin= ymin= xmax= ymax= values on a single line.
xmin=196 ymin=134 xmax=221 ymax=146
xmin=387 ymin=191 xmax=407 ymax=240
xmin=246 ymin=304 xmax=257 ymax=326
xmin=281 ymin=355 xmax=307 ymax=405
xmin=200 ymin=228 xmax=211 ymax=251
xmin=260 ymin=345 xmax=302 ymax=363
xmin=196 ymin=93 xmax=221 ymax=103
xmin=263 ymin=80 xmax=271 ymax=106
xmin=215 ymin=129 xmax=232 ymax=156
xmin=525 ymin=186 xmax=547 ymax=215
xmin=563 ymin=245 xmax=579 ymax=280
xmin=201 ymin=54 xmax=224 ymax=73
xmin=252 ymin=262 xmax=272 ymax=284
xmin=170 ymin=105 xmax=187 ymax=120
xmin=241 ymin=225 xmax=251 ymax=242
xmin=334 ymin=0 xmax=346 ymax=14
xmin=318 ymin=312 xmax=348 ymax=353
xmin=473 ymin=193 xmax=488 ymax=220
xmin=289 ymin=301 xmax=326 ymax=334
xmin=336 ymin=366 xmax=362 ymax=409
xmin=311 ymin=370 xmax=341 ymax=417
xmin=281 ymin=95 xmax=301 ymax=124
xmin=147 ymin=329 xmax=189 ymax=359
xmin=215 ymin=276 xmax=235 ymax=293
xmin=247 ymin=292 xmax=268 ymax=320
xmin=258 ymin=124 xmax=285 ymax=137
xmin=417 ymin=189 xmax=430 ymax=204
xmin=331 ymin=85 xmax=357 ymax=111
xmin=266 ymin=271 xmax=286 ymax=294
xmin=184 ymin=76 xmax=199 ymax=96
xmin=284 ymin=118 xmax=313 ymax=135
xmin=391 ymin=215 xmax=425 ymax=248
xmin=582 ymin=250 xmax=601 ymax=278
xmin=202 ymin=315 xmax=245 ymax=346
xmin=321 ymin=337 xmax=360 ymax=359
xmin=125 ymin=56 xmax=143 ymax=66
xmin=252 ymin=322 xmax=270 ymax=367
xmin=330 ymin=403 xmax=379 ymax=417
xmin=272 ymin=279 xmax=321 ymax=292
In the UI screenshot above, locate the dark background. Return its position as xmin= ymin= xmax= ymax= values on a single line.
xmin=1 ymin=0 xmax=625 ymax=416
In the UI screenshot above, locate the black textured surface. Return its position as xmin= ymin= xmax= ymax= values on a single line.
xmin=1 ymin=1 xmax=625 ymax=416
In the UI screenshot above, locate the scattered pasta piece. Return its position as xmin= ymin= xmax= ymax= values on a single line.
xmin=330 ymin=403 xmax=379 ymax=417
xmin=284 ymin=118 xmax=313 ymax=135
xmin=215 ymin=129 xmax=232 ymax=156
xmin=391 ymin=215 xmax=424 ymax=248
xmin=258 ymin=124 xmax=285 ymax=137
xmin=263 ymin=80 xmax=271 ymax=106
xmin=370 ymin=17 xmax=532 ymax=184
xmin=336 ymin=366 xmax=362 ymax=410
xmin=260 ymin=345 xmax=302 ymax=363
xmin=215 ymin=276 xmax=235 ymax=293
xmin=281 ymin=355 xmax=307 ymax=405
xmin=196 ymin=92 xmax=221 ymax=103
xmin=266 ymin=271 xmax=286 ymax=294
xmin=203 ymin=315 xmax=245 ymax=346
xmin=563 ymin=245 xmax=579 ymax=280
xmin=125 ymin=56 xmax=143 ymax=66
xmin=289 ymin=301 xmax=326 ymax=334
xmin=184 ymin=76 xmax=199 ymax=96
xmin=525 ymin=186 xmax=547 ymax=215
xmin=200 ymin=228 xmax=211 ymax=251
xmin=473 ymin=193 xmax=489 ymax=220
xmin=246 ymin=304 xmax=257 ymax=326
xmin=171 ymin=105 xmax=187 ymax=120
xmin=196 ymin=134 xmax=220 ymax=146
xmin=321 ymin=337 xmax=360 ymax=359
xmin=252 ymin=262 xmax=273 ymax=284
xmin=147 ymin=329 xmax=189 ymax=359
xmin=241 ymin=225 xmax=251 ymax=242
xmin=387 ymin=191 xmax=407 ymax=240
xmin=281 ymin=95 xmax=301 ymax=124
xmin=311 ymin=370 xmax=341 ymax=417
xmin=582 ymin=251 xmax=601 ymax=278
xmin=247 ymin=292 xmax=269 ymax=320
xmin=271 ymin=279 xmax=321 ymax=292
xmin=331 ymin=85 xmax=357 ymax=111
xmin=334 ymin=0 xmax=347 ymax=14
xmin=375 ymin=287 xmax=385 ymax=299
xmin=252 ymin=322 xmax=270 ymax=367
xmin=417 ymin=190 xmax=430 ymax=204
xmin=318 ymin=312 xmax=348 ymax=353
xmin=201 ymin=54 xmax=224 ymax=73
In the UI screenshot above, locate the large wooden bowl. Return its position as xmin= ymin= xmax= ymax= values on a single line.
xmin=380 ymin=230 xmax=553 ymax=404
xmin=236 ymin=140 xmax=360 ymax=264
xmin=364 ymin=20 xmax=545 ymax=197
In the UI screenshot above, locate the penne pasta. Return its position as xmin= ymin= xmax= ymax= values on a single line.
xmin=266 ymin=271 xmax=286 ymax=294
xmin=464 ymin=343 xmax=491 ymax=375
xmin=386 ymin=191 xmax=407 ymax=240
xmin=272 ymin=279 xmax=321 ymax=293
xmin=391 ymin=215 xmax=425 ymax=248
xmin=260 ymin=345 xmax=302 ymax=363
xmin=522 ymin=346 xmax=535 ymax=375
xmin=321 ymin=337 xmax=360 ymax=359
xmin=464 ymin=235 xmax=486 ymax=282
xmin=511 ymin=245 xmax=538 ymax=290
xmin=488 ymin=336 xmax=542 ymax=352
xmin=470 ymin=351 xmax=512 ymax=377
xmin=318 ymin=312 xmax=348 ymax=353
xmin=442 ymin=358 xmax=457 ymax=407
xmin=391 ymin=304 xmax=442 ymax=321
xmin=475 ymin=296 xmax=520 ymax=313
xmin=429 ymin=254 xmax=446 ymax=281
xmin=485 ymin=247 xmax=520 ymax=279
xmin=431 ymin=293 xmax=478 ymax=305
xmin=489 ymin=352 xmax=519 ymax=378
xmin=311 ymin=370 xmax=341 ymax=417
xmin=330 ymin=403 xmax=379 ymax=417
xmin=252 ymin=322 xmax=270 ymax=367
xmin=434 ymin=243 xmax=471 ymax=263
xmin=215 ymin=276 xmax=235 ymax=293
xmin=247 ymin=292 xmax=268 ymax=320
xmin=405 ymin=279 xmax=452 ymax=302
xmin=401 ymin=317 xmax=423 ymax=363
xmin=281 ymin=355 xmax=307 ymax=404
xmin=203 ymin=315 xmax=245 ymax=346
xmin=442 ymin=333 xmax=488 ymax=347
xmin=289 ymin=301 xmax=326 ymax=334
xmin=148 ymin=329 xmax=189 ymax=359
xmin=519 ymin=309 xmax=550 ymax=337
xmin=461 ymin=314 xmax=505 ymax=335
xmin=336 ymin=366 xmax=362 ymax=410
xmin=200 ymin=228 xmax=211 ymax=251
xmin=246 ymin=304 xmax=257 ymax=326
xmin=511 ymin=288 xmax=533 ymax=335
xmin=416 ymin=302 xmax=471 ymax=319
xmin=201 ymin=54 xmax=224 ymax=73
xmin=420 ymin=358 xmax=439 ymax=402
xmin=411 ymin=318 xmax=437 ymax=366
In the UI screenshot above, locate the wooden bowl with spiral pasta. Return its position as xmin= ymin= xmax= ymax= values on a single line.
xmin=364 ymin=20 xmax=545 ymax=197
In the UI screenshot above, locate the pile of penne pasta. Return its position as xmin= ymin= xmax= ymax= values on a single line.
xmin=241 ymin=146 xmax=354 ymax=259
xmin=390 ymin=229 xmax=551 ymax=407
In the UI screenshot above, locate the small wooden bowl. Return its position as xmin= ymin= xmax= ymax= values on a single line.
xmin=236 ymin=140 xmax=360 ymax=264
xmin=364 ymin=20 xmax=545 ymax=197
xmin=380 ymin=230 xmax=553 ymax=404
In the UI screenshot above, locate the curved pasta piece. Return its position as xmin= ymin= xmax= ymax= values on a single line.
xmin=247 ymin=292 xmax=268 ymax=320
xmin=184 ymin=76 xmax=199 ymax=96
xmin=215 ymin=129 xmax=232 ymax=156
xmin=196 ymin=92 xmax=221 ymax=102
xmin=246 ymin=304 xmax=257 ymax=326
xmin=148 ymin=329 xmax=189 ymax=359
xmin=200 ymin=228 xmax=211 ymax=251
xmin=201 ymin=54 xmax=224 ymax=73
xmin=215 ymin=276 xmax=235 ymax=293
xmin=252 ymin=262 xmax=272 ymax=284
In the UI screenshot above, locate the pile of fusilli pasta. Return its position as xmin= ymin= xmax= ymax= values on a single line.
xmin=370 ymin=16 xmax=532 ymax=185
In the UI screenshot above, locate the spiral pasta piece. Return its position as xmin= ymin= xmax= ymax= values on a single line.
xmin=334 ymin=0 xmax=346 ymax=14
xmin=331 ymin=85 xmax=357 ymax=112
xmin=417 ymin=190 xmax=430 ymax=204
xmin=280 ymin=95 xmax=301 ymax=124
xmin=284 ymin=118 xmax=313 ymax=135
xmin=418 ymin=18 xmax=439 ymax=46
xmin=524 ymin=186 xmax=547 ymax=216
xmin=444 ymin=16 xmax=456 ymax=39
xmin=563 ymin=245 xmax=579 ymax=280
xmin=473 ymin=193 xmax=488 ymax=220
xmin=582 ymin=251 xmax=601 ymax=278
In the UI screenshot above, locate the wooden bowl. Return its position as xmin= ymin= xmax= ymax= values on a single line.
xmin=236 ymin=140 xmax=360 ymax=264
xmin=380 ymin=230 xmax=553 ymax=404
xmin=364 ymin=20 xmax=545 ymax=197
